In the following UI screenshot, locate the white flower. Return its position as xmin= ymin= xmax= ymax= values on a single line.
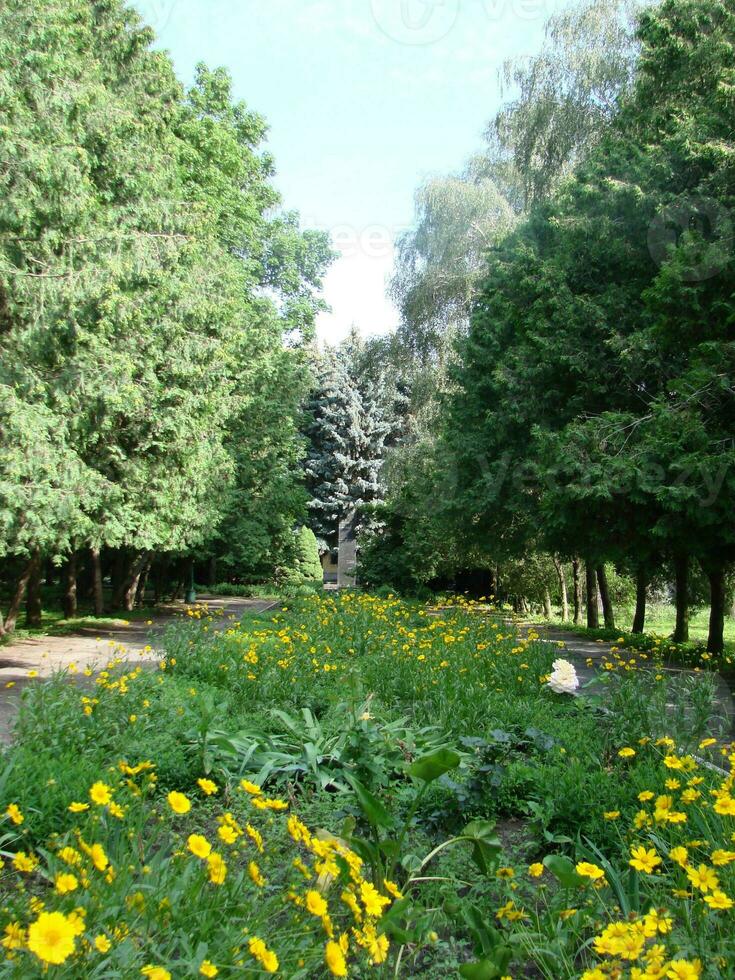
xmin=547 ymin=658 xmax=579 ymax=695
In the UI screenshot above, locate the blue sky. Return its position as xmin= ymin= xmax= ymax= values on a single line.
xmin=133 ymin=0 xmax=570 ymax=342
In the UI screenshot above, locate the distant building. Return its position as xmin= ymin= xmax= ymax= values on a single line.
xmin=321 ymin=550 xmax=338 ymax=585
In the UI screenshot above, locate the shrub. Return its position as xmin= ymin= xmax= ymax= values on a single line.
xmin=281 ymin=526 xmax=323 ymax=586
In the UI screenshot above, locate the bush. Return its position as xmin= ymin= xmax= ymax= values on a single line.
xmin=280 ymin=526 xmax=323 ymax=586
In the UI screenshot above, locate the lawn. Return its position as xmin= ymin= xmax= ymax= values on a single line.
xmin=548 ymin=603 xmax=735 ymax=647
xmin=0 ymin=593 xmax=732 ymax=977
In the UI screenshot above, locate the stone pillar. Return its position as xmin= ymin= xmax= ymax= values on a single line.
xmin=337 ymin=510 xmax=358 ymax=588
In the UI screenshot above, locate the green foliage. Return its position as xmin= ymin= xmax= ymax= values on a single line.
xmin=0 ymin=0 xmax=332 ymax=625
xmin=283 ymin=525 xmax=322 ymax=585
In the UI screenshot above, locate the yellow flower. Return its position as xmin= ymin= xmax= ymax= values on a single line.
xmin=54 ymin=873 xmax=79 ymax=895
xmin=199 ymin=960 xmax=218 ymax=977
xmin=90 ymin=843 xmax=109 ymax=872
xmin=68 ymin=802 xmax=90 ymax=813
xmin=528 ymin=862 xmax=544 ymax=877
xmin=218 ymin=824 xmax=238 ymax=845
xmin=141 ymin=967 xmax=172 ymax=980
xmin=665 ymin=960 xmax=702 ymax=979
xmin=711 ymin=849 xmax=735 ymax=866
xmin=1 ymin=922 xmax=26 ymax=951
xmin=714 ymin=793 xmax=735 ymax=816
xmin=642 ymin=908 xmax=672 ymax=936
xmin=27 ymin=911 xmax=77 ymax=965
xmin=698 ymin=738 xmax=717 ymax=748
xmin=94 ymin=934 xmax=111 ymax=953
xmin=187 ymin=834 xmax=212 ymax=859
xmin=67 ymin=908 xmax=86 ymax=937
xmin=618 ymin=747 xmax=636 ymax=758
xmin=5 ymin=803 xmax=23 ymax=825
xmin=686 ymin=864 xmax=719 ymax=893
xmin=57 ymin=846 xmax=82 ymax=866
xmin=496 ymin=866 xmax=515 ymax=878
xmin=603 ymin=810 xmax=620 ymax=820
xmin=576 ymin=861 xmax=605 ymax=881
xmin=638 ymin=791 xmax=654 ymax=802
xmin=360 ymin=880 xmax=390 ymax=916
xmin=207 ymin=852 xmax=227 ymax=885
xmin=240 ymin=779 xmax=262 ymax=795
xmin=248 ymin=936 xmax=279 ymax=973
xmin=325 ymin=939 xmax=348 ymax=976
xmin=306 ymin=889 xmax=328 ymax=917
xmin=197 ymin=778 xmax=218 ymax=795
xmin=629 ymin=845 xmax=662 ymax=874
xmin=248 ymin=861 xmax=265 ymax=887
xmin=246 ymin=823 xmax=264 ymax=852
xmin=166 ymin=791 xmax=191 ymax=815
xmin=13 ymin=851 xmax=39 ymax=873
xmin=669 ymin=846 xmax=689 ymax=867
xmin=89 ymin=782 xmax=113 ymax=806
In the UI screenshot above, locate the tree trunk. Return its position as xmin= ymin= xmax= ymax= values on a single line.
xmin=109 ymin=550 xmax=126 ymax=604
xmin=117 ymin=553 xmax=148 ymax=612
xmin=63 ymin=552 xmax=78 ymax=620
xmin=553 ymin=557 xmax=569 ymax=622
xmin=25 ymin=550 xmax=42 ymax=628
xmin=585 ymin=563 xmax=599 ymax=629
xmin=208 ymin=556 xmax=217 ymax=588
xmin=632 ymin=566 xmax=647 ymax=634
xmin=706 ymin=564 xmax=726 ymax=655
xmin=4 ymin=557 xmax=37 ymax=633
xmin=597 ymin=565 xmax=615 ymax=629
xmin=136 ymin=556 xmax=151 ymax=607
xmin=572 ymin=558 xmax=583 ymax=625
xmin=91 ymin=547 xmax=104 ymax=617
xmin=112 ymin=553 xmax=148 ymax=610
xmin=673 ymin=554 xmax=689 ymax=643
xmin=543 ymin=587 xmax=552 ymax=620
xmin=171 ymin=567 xmax=185 ymax=602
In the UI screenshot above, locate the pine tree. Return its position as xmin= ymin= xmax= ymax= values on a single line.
xmin=303 ymin=338 xmax=392 ymax=553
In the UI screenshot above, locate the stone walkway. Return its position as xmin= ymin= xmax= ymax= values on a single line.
xmin=0 ymin=596 xmax=278 ymax=743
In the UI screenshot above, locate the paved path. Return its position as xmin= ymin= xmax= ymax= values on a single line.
xmin=0 ymin=596 xmax=277 ymax=743
xmin=516 ymin=620 xmax=735 ymax=741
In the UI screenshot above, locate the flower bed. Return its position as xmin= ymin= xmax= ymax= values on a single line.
xmin=0 ymin=593 xmax=731 ymax=977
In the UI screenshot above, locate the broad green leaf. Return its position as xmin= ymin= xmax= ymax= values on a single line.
xmin=464 ymin=820 xmax=502 ymax=876
xmin=408 ymin=747 xmax=461 ymax=782
xmin=345 ymin=775 xmax=393 ymax=828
